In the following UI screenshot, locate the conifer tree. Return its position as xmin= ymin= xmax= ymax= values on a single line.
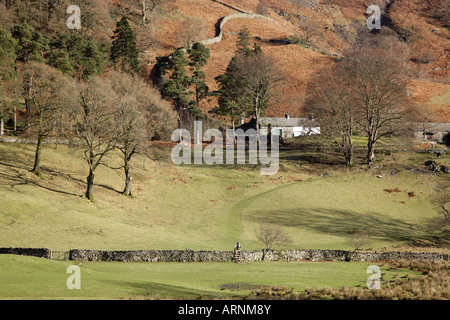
xmin=0 ymin=28 xmax=17 ymax=81
xmin=0 ymin=28 xmax=17 ymax=136
xmin=110 ymin=17 xmax=140 ymax=73
xmin=188 ymin=42 xmax=210 ymax=120
xmin=51 ymin=34 xmax=105 ymax=80
xmin=210 ymin=72 xmax=247 ymax=143
xmin=236 ymin=27 xmax=252 ymax=56
xmin=11 ymin=22 xmax=49 ymax=63
xmin=212 ymin=28 xmax=282 ymax=139
xmin=159 ymin=49 xmax=192 ymax=113
xmin=46 ymin=49 xmax=74 ymax=77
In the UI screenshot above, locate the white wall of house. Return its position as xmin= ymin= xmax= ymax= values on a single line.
xmin=260 ymin=126 xmax=320 ymax=140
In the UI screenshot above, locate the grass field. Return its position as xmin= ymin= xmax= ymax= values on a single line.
xmin=0 ymin=141 xmax=447 ymax=251
xmin=0 ymin=254 xmax=420 ymax=299
xmin=0 ymin=140 xmax=448 ymax=299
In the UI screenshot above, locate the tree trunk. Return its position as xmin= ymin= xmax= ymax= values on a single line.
xmin=367 ymin=140 xmax=375 ymax=165
xmin=344 ymin=131 xmax=353 ymax=166
xmin=0 ymin=118 xmax=4 ymax=136
xmin=31 ymin=133 xmax=45 ymax=176
xmin=345 ymin=145 xmax=353 ymax=166
xmin=141 ymin=1 xmax=147 ymax=26
xmin=13 ymin=105 xmax=17 ymax=132
xmin=25 ymin=97 xmax=31 ymax=131
xmin=122 ymin=158 xmax=133 ymax=197
xmin=254 ymin=103 xmax=260 ymax=142
xmin=85 ymin=167 xmax=95 ymax=202
xmin=232 ymin=120 xmax=236 ymax=146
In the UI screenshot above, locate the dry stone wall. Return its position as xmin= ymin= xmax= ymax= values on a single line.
xmin=68 ymin=249 xmax=448 ymax=262
xmin=0 ymin=247 xmax=51 ymax=259
xmin=69 ymin=249 xmax=235 ymax=262
xmin=1 ymin=247 xmax=447 ymax=262
xmin=199 ymin=12 xmax=278 ymax=46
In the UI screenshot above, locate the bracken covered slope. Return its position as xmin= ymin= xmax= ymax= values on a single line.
xmin=121 ymin=0 xmax=450 ymax=121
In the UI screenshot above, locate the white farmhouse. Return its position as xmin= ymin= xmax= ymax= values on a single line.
xmin=258 ymin=114 xmax=320 ymax=140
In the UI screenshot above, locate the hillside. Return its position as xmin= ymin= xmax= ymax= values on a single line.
xmin=131 ymin=0 xmax=450 ymax=121
xmin=0 ymin=0 xmax=448 ymax=124
xmin=0 ymin=142 xmax=448 ymax=252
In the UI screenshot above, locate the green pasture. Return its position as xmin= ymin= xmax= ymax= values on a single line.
xmin=0 ymin=142 xmax=447 ymax=251
xmin=0 ymin=141 xmax=447 ymax=299
xmin=0 ymin=254 xmax=419 ymax=299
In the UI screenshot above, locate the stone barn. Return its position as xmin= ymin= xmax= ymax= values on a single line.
xmin=413 ymin=122 xmax=450 ymax=143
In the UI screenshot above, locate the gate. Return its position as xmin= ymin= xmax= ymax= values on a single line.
xmin=51 ymin=251 xmax=70 ymax=261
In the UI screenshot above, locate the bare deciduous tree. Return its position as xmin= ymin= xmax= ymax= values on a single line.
xmin=229 ymin=51 xmax=284 ymax=139
xmin=256 ymin=223 xmax=292 ymax=250
xmin=0 ymin=3 xmax=15 ymax=30
xmin=431 ymin=181 xmax=450 ymax=231
xmin=307 ymin=47 xmax=412 ymax=166
xmin=2 ymin=78 xmax=23 ymax=134
xmin=305 ymin=65 xmax=357 ymax=166
xmin=135 ymin=18 xmax=161 ymax=52
xmin=345 ymin=229 xmax=370 ymax=261
xmin=68 ymin=77 xmax=119 ymax=202
xmin=19 ymin=61 xmax=73 ymax=177
xmin=176 ymin=17 xmax=207 ymax=49
xmin=342 ymin=47 xmax=411 ymax=165
xmin=256 ymin=0 xmax=268 ymax=16
xmin=135 ymin=0 xmax=172 ymax=25
xmin=410 ymin=103 xmax=441 ymax=141
xmin=297 ymin=19 xmax=321 ymax=43
xmin=432 ymin=0 xmax=450 ymax=26
xmin=108 ymin=71 xmax=176 ymax=197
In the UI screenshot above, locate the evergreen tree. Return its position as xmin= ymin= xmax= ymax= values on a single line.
xmin=211 ymin=28 xmax=256 ymax=130
xmin=212 ymin=28 xmax=280 ymax=139
xmin=0 ymin=28 xmax=18 ymax=81
xmin=110 ymin=17 xmax=140 ymax=73
xmin=236 ymin=27 xmax=252 ymax=56
xmin=11 ymin=23 xmax=49 ymax=63
xmin=51 ymin=34 xmax=105 ymax=80
xmin=46 ymin=49 xmax=74 ymax=77
xmin=0 ymin=28 xmax=17 ymax=136
xmin=210 ymin=72 xmax=248 ymax=141
xmin=160 ymin=49 xmax=192 ymax=113
xmin=158 ymin=44 xmax=211 ymax=125
xmin=71 ymin=37 xmax=105 ymax=80
xmin=188 ymin=42 xmax=210 ymax=120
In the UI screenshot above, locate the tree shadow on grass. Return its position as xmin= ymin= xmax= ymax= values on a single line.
xmin=245 ymin=207 xmax=428 ymax=243
xmin=278 ymin=152 xmax=341 ymax=165
xmin=0 ymin=162 xmax=80 ymax=197
xmin=0 ymin=160 xmax=122 ymax=197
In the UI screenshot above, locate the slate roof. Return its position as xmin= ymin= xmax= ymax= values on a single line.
xmin=412 ymin=122 xmax=450 ymax=132
xmin=258 ymin=117 xmax=320 ymax=128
